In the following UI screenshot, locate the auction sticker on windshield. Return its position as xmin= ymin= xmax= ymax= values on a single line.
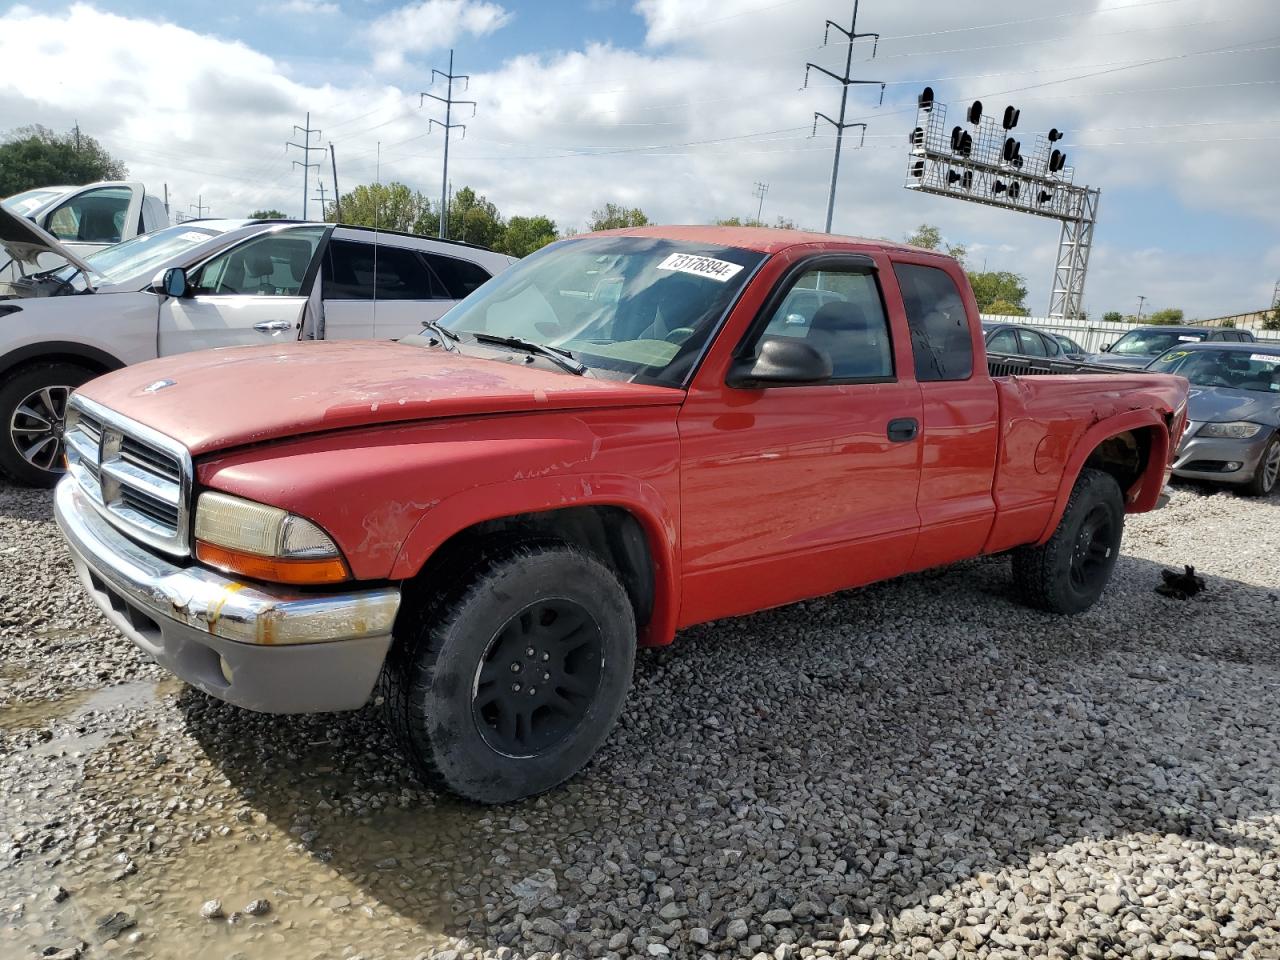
xmin=657 ymin=253 xmax=744 ymax=282
xmin=1177 ymin=335 xmax=1203 ymax=342
xmin=1251 ymin=353 xmax=1280 ymax=364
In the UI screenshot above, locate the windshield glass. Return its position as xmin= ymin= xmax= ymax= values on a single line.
xmin=435 ymin=236 xmax=765 ymax=385
xmin=1110 ymin=328 xmax=1204 ymax=357
xmin=2 ymin=189 xmax=61 ymax=216
xmin=59 ymin=224 xmax=222 ymax=285
xmin=1149 ymin=347 xmax=1280 ymax=392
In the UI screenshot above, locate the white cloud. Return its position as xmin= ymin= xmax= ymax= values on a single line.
xmin=366 ymin=0 xmax=512 ymax=73
xmin=276 ymin=0 xmax=340 ymax=14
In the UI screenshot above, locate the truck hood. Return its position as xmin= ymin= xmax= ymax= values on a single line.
xmin=1187 ymin=385 xmax=1280 ymax=426
xmin=0 ymin=204 xmax=94 ymax=274
xmin=75 ymin=340 xmax=685 ymax=457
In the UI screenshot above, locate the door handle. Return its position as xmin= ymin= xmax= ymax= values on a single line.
xmin=887 ymin=417 xmax=919 ymax=442
xmin=253 ymin=320 xmax=294 ymax=333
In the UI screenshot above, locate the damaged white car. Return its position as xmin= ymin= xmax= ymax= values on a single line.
xmin=0 ymin=209 xmax=514 ymax=486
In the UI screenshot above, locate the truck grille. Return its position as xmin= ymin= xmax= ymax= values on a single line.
xmin=64 ymin=396 xmax=192 ymax=557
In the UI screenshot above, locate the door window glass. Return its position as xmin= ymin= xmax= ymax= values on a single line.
xmin=426 ymin=252 xmax=492 ymax=299
xmin=44 ymin=187 xmax=132 ymax=243
xmin=986 ymin=329 xmax=1019 ymax=354
xmin=747 ymin=266 xmax=894 ymax=381
xmin=893 ymin=263 xmax=974 ymax=381
xmin=1017 ymin=329 xmax=1048 ymax=357
xmin=191 ymin=227 xmax=324 ymax=296
xmin=323 ymin=239 xmax=446 ymax=300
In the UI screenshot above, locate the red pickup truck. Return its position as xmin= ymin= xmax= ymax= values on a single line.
xmin=53 ymin=226 xmax=1188 ymax=802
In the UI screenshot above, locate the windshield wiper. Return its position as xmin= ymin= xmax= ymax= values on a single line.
xmin=421 ymin=319 xmax=460 ymax=351
xmin=470 ymin=332 xmax=588 ymax=376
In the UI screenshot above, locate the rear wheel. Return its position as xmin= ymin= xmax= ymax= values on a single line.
xmin=1241 ymin=434 xmax=1280 ymax=497
xmin=0 ymin=362 xmax=94 ymax=488
xmin=380 ymin=541 xmax=636 ymax=803
xmin=1012 ymin=468 xmax=1124 ymax=614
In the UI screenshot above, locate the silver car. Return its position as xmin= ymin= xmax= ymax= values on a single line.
xmin=1147 ymin=342 xmax=1280 ymax=496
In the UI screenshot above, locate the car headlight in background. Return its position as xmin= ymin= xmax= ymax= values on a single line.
xmin=194 ymin=492 xmax=349 ymax=585
xmin=1197 ymin=421 xmax=1263 ymax=440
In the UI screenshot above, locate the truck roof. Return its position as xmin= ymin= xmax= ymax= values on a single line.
xmin=586 ymin=224 xmax=951 ymax=258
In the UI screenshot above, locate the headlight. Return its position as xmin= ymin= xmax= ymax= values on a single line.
xmin=1198 ymin=421 xmax=1263 ymax=440
xmin=194 ymin=491 xmax=348 ymax=585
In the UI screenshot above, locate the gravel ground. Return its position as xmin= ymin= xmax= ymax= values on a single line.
xmin=2 ymin=479 xmax=1279 ymax=960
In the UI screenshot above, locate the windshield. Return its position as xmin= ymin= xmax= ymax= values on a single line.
xmin=2 ymin=189 xmax=61 ymax=216
xmin=1109 ymin=328 xmax=1204 ymax=357
xmin=59 ymin=224 xmax=222 ymax=285
xmin=435 ymin=236 xmax=765 ymax=385
xmin=1149 ymin=347 xmax=1280 ymax=393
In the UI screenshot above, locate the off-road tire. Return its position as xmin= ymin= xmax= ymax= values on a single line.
xmin=1012 ymin=467 xmax=1125 ymax=614
xmin=1241 ymin=433 xmax=1280 ymax=498
xmin=0 ymin=362 xmax=94 ymax=488
xmin=379 ymin=540 xmax=636 ymax=804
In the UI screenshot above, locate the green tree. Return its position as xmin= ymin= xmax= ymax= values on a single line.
xmin=967 ymin=271 xmax=1029 ymax=314
xmin=249 ymin=209 xmax=287 ymax=219
xmin=905 ymin=223 xmax=966 ymax=264
xmin=0 ymin=125 xmax=127 ymax=195
xmin=500 ymin=215 xmax=559 ymax=258
xmin=588 ymin=203 xmax=649 ymax=231
xmin=326 ymin=182 xmax=430 ymax=233
xmin=984 ymin=298 xmax=1030 ymax=317
xmin=1145 ymin=307 xmax=1184 ymax=325
xmin=714 ymin=216 xmax=746 ymax=226
xmin=1263 ymin=307 xmax=1280 ymax=331
xmin=413 ymin=187 xmax=506 ymax=247
xmin=1103 ymin=310 xmax=1124 ymax=323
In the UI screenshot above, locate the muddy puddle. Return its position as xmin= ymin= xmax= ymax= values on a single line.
xmin=0 ymin=686 xmax=599 ymax=960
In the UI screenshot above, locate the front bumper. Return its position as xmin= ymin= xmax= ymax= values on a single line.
xmin=1171 ymin=430 xmax=1269 ymax=485
xmin=54 ymin=478 xmax=400 ymax=713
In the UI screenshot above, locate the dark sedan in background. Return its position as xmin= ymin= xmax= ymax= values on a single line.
xmin=982 ymin=321 xmax=1066 ymax=359
xmin=1088 ymin=325 xmax=1255 ymax=369
xmin=1147 ymin=341 xmax=1280 ymax=496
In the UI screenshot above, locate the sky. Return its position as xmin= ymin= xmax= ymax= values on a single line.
xmin=2 ymin=0 xmax=1278 ymax=319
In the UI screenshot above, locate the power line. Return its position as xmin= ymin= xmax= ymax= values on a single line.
xmin=805 ymin=1 xmax=883 ymax=233
xmin=421 ymin=49 xmax=475 ymax=240
xmin=287 ymin=112 xmax=323 ymax=220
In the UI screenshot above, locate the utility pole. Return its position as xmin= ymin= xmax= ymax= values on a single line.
xmin=188 ymin=195 xmax=209 ymax=219
xmin=163 ymin=183 xmax=169 ymax=217
xmin=805 ymin=1 xmax=884 ymax=233
xmin=752 ymin=181 xmax=769 ymax=226
xmin=329 ymin=143 xmax=342 ymax=222
xmin=1136 ymin=295 xmax=1147 ymax=321
xmin=420 ymin=50 xmax=475 ymax=240
xmin=312 ymin=180 xmax=329 ymax=219
xmin=287 ymin=112 xmax=323 ymax=220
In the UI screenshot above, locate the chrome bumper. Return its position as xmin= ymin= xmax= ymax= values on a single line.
xmin=54 ymin=478 xmax=401 ymax=713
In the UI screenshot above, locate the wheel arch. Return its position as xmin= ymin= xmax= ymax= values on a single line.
xmin=391 ymin=478 xmax=680 ymax=647
xmin=1036 ymin=412 xmax=1170 ymax=546
xmin=0 ymin=341 xmax=126 ymax=383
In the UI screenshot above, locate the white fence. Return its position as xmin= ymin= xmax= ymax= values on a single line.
xmin=980 ymin=314 xmax=1280 ymax=353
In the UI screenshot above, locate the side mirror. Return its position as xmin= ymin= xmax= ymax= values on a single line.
xmin=152 ymin=267 xmax=188 ymax=298
xmin=1100 ymin=343 xmax=1111 ymax=352
xmin=727 ymin=337 xmax=832 ymax=388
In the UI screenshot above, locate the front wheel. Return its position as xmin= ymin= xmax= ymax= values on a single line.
xmin=1012 ymin=467 xmax=1125 ymax=614
xmin=0 ymin=362 xmax=94 ymax=488
xmin=1241 ymin=434 xmax=1280 ymax=498
xmin=380 ymin=541 xmax=636 ymax=803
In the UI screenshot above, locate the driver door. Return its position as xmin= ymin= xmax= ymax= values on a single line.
xmin=157 ymin=226 xmax=325 ymax=356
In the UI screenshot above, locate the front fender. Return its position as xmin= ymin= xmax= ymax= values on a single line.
xmin=390 ymin=472 xmax=681 ymax=646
